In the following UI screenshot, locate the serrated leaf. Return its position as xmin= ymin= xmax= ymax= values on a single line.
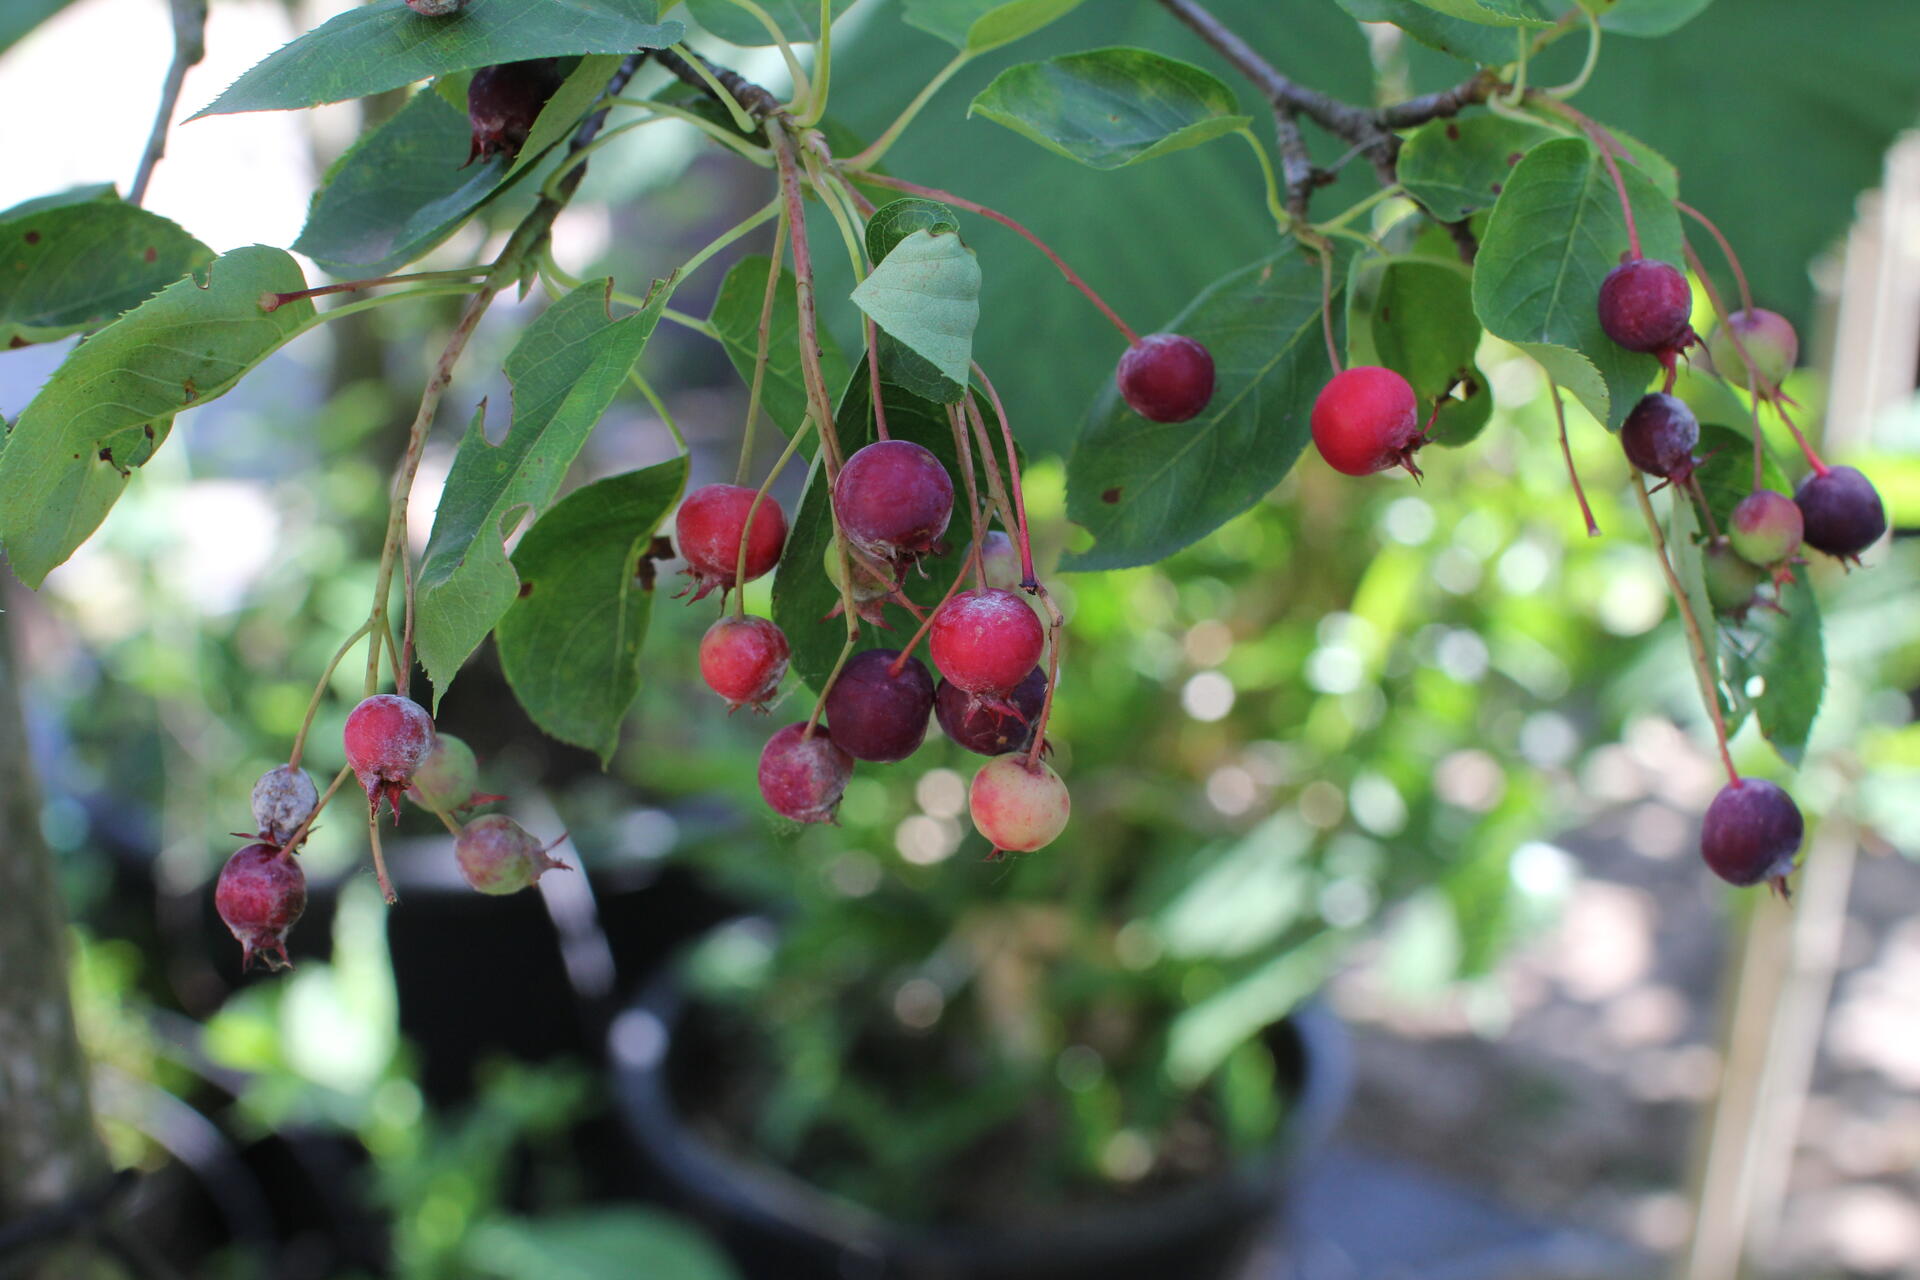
xmin=191 ymin=0 xmax=679 ymax=118
xmin=969 ymin=48 xmax=1248 ymax=170
xmin=0 ymin=247 xmax=312 ymax=587
xmin=864 ymin=198 xmax=959 ymax=265
xmin=707 ymin=256 xmax=850 ymax=443
xmin=1065 ymin=249 xmax=1343 ymax=571
xmin=1406 ymin=0 xmax=1551 ymax=26
xmin=294 ymin=87 xmax=518 ymax=277
xmin=685 ymin=0 xmax=854 ymax=46
xmin=0 ymin=198 xmax=212 ymax=345
xmin=1722 ymin=571 xmax=1823 ymax=767
xmin=495 ymin=457 xmax=687 ymax=763
xmin=850 ymin=228 xmax=981 ymax=400
xmin=1334 ymin=0 xmax=1524 ymax=63
xmin=902 ymin=0 xmax=1084 ymax=54
xmin=1471 ymin=136 xmax=1682 ymax=430
xmin=1397 ymin=115 xmax=1554 ymax=223
xmin=416 ymin=281 xmax=668 ymax=697
xmin=1577 ymin=0 xmax=1714 ymax=37
xmin=1370 ymin=260 xmax=1491 ymax=446
xmin=508 ymin=54 xmax=621 ymax=178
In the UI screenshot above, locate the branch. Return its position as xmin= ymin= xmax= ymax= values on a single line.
xmin=128 ymin=0 xmax=207 ymax=205
xmin=654 ymin=46 xmax=786 ymax=120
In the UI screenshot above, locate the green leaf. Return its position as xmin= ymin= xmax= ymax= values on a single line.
xmin=0 ymin=0 xmax=80 ymax=56
xmin=416 ymin=281 xmax=668 ymax=697
xmin=508 ymin=54 xmax=622 ymax=178
xmin=1397 ymin=114 xmax=1554 ymax=224
xmin=707 ymin=256 xmax=851 ymax=441
xmin=903 ymin=0 xmax=1085 ymax=54
xmin=969 ymin=48 xmax=1249 ymax=170
xmin=464 ymin=1208 xmax=739 ymax=1280
xmin=1335 ymin=0 xmax=1525 ymax=63
xmin=1577 ymin=0 xmax=1714 ymax=37
xmin=0 ymin=184 xmax=117 ymax=221
xmin=293 ymin=87 xmax=517 ymax=277
xmin=849 ymin=228 xmax=981 ymax=400
xmin=1370 ymin=260 xmax=1491 ymax=446
xmin=686 ymin=0 xmax=854 ymax=45
xmin=1064 ymin=247 xmax=1342 ymax=571
xmin=1165 ymin=932 xmax=1347 ymax=1087
xmin=864 ymin=198 xmax=959 ymax=265
xmin=0 ymin=247 xmax=312 ymax=587
xmin=0 ymin=197 xmax=212 ymax=346
xmin=1471 ymin=136 xmax=1682 ymax=430
xmin=1405 ymin=0 xmax=1551 ymax=26
xmin=191 ymin=0 xmax=680 ymax=118
xmin=495 ymin=457 xmax=687 ymax=764
xmin=1723 ymin=571 xmax=1824 ymax=767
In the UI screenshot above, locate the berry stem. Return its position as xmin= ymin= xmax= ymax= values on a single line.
xmin=1317 ymin=242 xmax=1343 ymax=375
xmin=1547 ymin=380 xmax=1601 ymax=537
xmin=1773 ymin=403 xmax=1829 ymax=478
xmin=1749 ymin=371 xmax=1767 ymax=493
xmin=847 ymin=48 xmax=973 ymax=169
xmin=1025 ymin=587 xmax=1066 ymax=773
xmin=277 ymin=764 xmax=352 ymax=854
xmin=805 ymin=636 xmax=857 ymax=737
xmin=1675 ymin=201 xmax=1755 ymax=314
xmin=735 ymin=415 xmax=814 ymax=618
xmin=1233 ymin=125 xmax=1293 ymax=236
xmin=626 ymin=369 xmax=688 ymax=454
xmin=1531 ymin=96 xmax=1640 ymax=259
xmin=260 ymin=268 xmax=489 ymax=312
xmin=127 ymin=0 xmax=204 ymax=207
xmin=846 ymin=170 xmax=1142 ymax=347
xmin=736 ymin=204 xmax=791 ymax=488
xmin=969 ymin=364 xmax=1038 ymax=589
xmin=1630 ymin=476 xmax=1741 ymax=788
xmin=770 ymin=120 xmax=847 ymax=477
xmin=289 ymin=622 xmax=373 ymax=770
xmin=946 ymin=403 xmax=989 ymax=589
xmin=1686 ymin=474 xmax=1722 ymax=538
xmin=961 ymin=394 xmax=1024 ymax=578
xmin=666 ymin=40 xmax=766 ymax=134
xmin=366 ymin=812 xmax=398 ymax=905
xmin=866 ymin=318 xmax=891 ymax=440
xmin=887 ymin=524 xmax=983 ymax=679
xmin=398 ymin=552 xmax=417 ymax=699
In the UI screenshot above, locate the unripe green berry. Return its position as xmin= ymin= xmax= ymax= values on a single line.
xmin=1703 ymin=536 xmax=1767 ymax=616
xmin=407 ymin=734 xmax=481 ymax=815
xmin=1728 ymin=490 xmax=1803 ymax=567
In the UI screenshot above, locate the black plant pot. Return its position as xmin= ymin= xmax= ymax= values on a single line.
xmin=610 ymin=965 xmax=1350 ymax=1280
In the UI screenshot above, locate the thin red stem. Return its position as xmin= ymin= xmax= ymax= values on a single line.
xmin=1774 ymin=403 xmax=1829 ymax=477
xmin=887 ymin=522 xmax=984 ymax=679
xmin=1548 ymin=380 xmax=1600 ymax=537
xmin=1317 ymin=243 xmax=1342 ymax=374
xmin=866 ymin=319 xmax=890 ymax=440
xmin=947 ymin=404 xmax=988 ymax=589
xmin=970 ymin=365 xmax=1038 ymax=588
xmin=1535 ymin=96 xmax=1640 ymax=259
xmin=1631 ymin=477 xmax=1740 ymax=788
xmin=770 ymin=121 xmax=845 ymax=477
xmin=1675 ymin=201 xmax=1754 ymax=315
xmin=261 ymin=268 xmax=488 ymax=312
xmin=1025 ymin=589 xmax=1065 ymax=772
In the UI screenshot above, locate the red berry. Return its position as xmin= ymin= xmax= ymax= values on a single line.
xmin=757 ymin=722 xmax=854 ymax=824
xmin=1116 ymin=333 xmax=1216 ymax=423
xmin=343 ymin=694 xmax=435 ymax=820
xmin=832 ymin=441 xmax=953 ymax=571
xmin=1707 ymin=309 xmax=1797 ymax=392
xmin=407 ymin=734 xmax=496 ymax=816
xmin=1619 ymin=393 xmax=1699 ymax=480
xmin=969 ymin=754 xmax=1070 ymax=857
xmin=1729 ymin=490 xmax=1803 ymax=567
xmin=822 ymin=648 xmax=935 ymax=763
xmin=467 ymin=60 xmax=564 ymax=163
xmin=215 ymin=842 xmax=307 ymax=972
xmin=936 ymin=667 xmax=1047 ymax=756
xmin=1795 ymin=466 xmax=1887 ymax=561
xmin=455 ymin=814 xmax=568 ymax=895
xmin=1311 ymin=366 xmax=1424 ymax=477
xmin=1700 ymin=778 xmax=1802 ymax=888
xmin=675 ymin=484 xmax=788 ymax=602
xmin=929 ymin=588 xmax=1045 ymax=700
xmin=1597 ymin=258 xmax=1693 ymax=354
xmin=250 ymin=764 xmax=318 ymax=846
xmin=699 ymin=615 xmax=790 ymax=711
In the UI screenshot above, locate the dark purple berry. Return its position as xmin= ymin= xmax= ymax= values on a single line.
xmin=832 ymin=441 xmax=953 ymax=572
xmin=1620 ymin=393 xmax=1699 ymax=480
xmin=467 ymin=60 xmax=564 ymax=164
xmin=215 ymin=842 xmax=307 ymax=971
xmin=1700 ymin=778 xmax=1803 ymax=888
xmin=1794 ymin=466 xmax=1887 ymax=560
xmin=1116 ymin=333 xmax=1216 ymax=423
xmin=1597 ymin=258 xmax=1693 ymax=354
xmin=936 ymin=668 xmax=1046 ymax=756
xmin=822 ymin=648 xmax=934 ymax=763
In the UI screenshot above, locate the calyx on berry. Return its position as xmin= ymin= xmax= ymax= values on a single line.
xmin=1311 ymin=366 xmax=1425 ymax=478
xmin=1700 ymin=777 xmax=1802 ymax=890
xmin=831 ymin=440 xmax=953 ymax=572
xmin=1597 ymin=258 xmax=1694 ymax=356
xmin=969 ymin=754 xmax=1070 ymax=858
xmin=467 ymin=60 xmax=565 ymax=164
xmin=823 ymin=648 xmax=935 ymax=763
xmin=1794 ymin=465 xmax=1887 ymax=561
xmin=215 ymin=842 xmax=307 ymax=971
xmin=251 ymin=764 xmax=318 ymax=846
xmin=455 ymin=814 xmax=569 ymax=895
xmin=343 ymin=694 xmax=435 ymax=820
xmin=758 ymin=722 xmax=854 ymax=824
xmin=675 ymin=483 xmax=788 ymax=602
xmin=699 ymin=614 xmax=790 ymax=712
xmin=1116 ymin=333 xmax=1216 ymax=424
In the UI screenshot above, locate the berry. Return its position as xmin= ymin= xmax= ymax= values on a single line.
xmin=979 ymin=530 xmax=1022 ymax=591
xmin=1700 ymin=778 xmax=1803 ymax=888
xmin=1729 ymin=490 xmax=1803 ymax=567
xmin=936 ymin=668 xmax=1047 ymax=756
xmin=757 ymin=722 xmax=854 ymax=823
xmin=1620 ymin=393 xmax=1699 ymax=481
xmin=822 ymin=648 xmax=935 ymax=763
xmin=343 ymin=694 xmax=435 ymax=820
xmin=699 ymin=615 xmax=790 ymax=711
xmin=250 ymin=764 xmax=318 ymax=846
xmin=832 ymin=441 xmax=953 ymax=571
xmin=929 ymin=588 xmax=1046 ymax=701
xmin=454 ymin=814 xmax=569 ymax=895
xmin=404 ymin=0 xmax=465 ymax=13
xmin=969 ymin=754 xmax=1070 ymax=857
xmin=215 ymin=842 xmax=306 ymax=971
xmin=823 ymin=538 xmax=894 ymax=627
xmin=1795 ymin=466 xmax=1887 ymax=561
xmin=1597 ymin=258 xmax=1693 ymax=354
xmin=675 ymin=484 xmax=788 ymax=602
xmin=1310 ymin=366 xmax=1425 ymax=477
xmin=407 ymin=734 xmax=500 ymax=816
xmin=467 ymin=60 xmax=564 ymax=163
xmin=1116 ymin=333 xmax=1216 ymax=423
xmin=1703 ymin=536 xmax=1767 ymax=617
xmin=1707 ymin=309 xmax=1797 ymax=392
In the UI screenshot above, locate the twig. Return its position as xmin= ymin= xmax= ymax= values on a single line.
xmin=1630 ymin=477 xmax=1739 ymax=787
xmin=128 ymin=0 xmax=207 ymax=206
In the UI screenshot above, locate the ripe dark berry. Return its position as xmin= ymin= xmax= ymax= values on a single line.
xmin=1597 ymin=258 xmax=1693 ymax=354
xmin=969 ymin=754 xmax=1070 ymax=857
xmin=1311 ymin=366 xmax=1425 ymax=477
xmin=1703 ymin=536 xmax=1767 ymax=617
xmin=251 ymin=764 xmax=318 ymax=846
xmin=1700 ymin=778 xmax=1803 ymax=888
xmin=1729 ymin=490 xmax=1803 ymax=567
xmin=467 ymin=60 xmax=564 ymax=163
xmin=455 ymin=814 xmax=568 ymax=895
xmin=929 ymin=588 xmax=1045 ymax=701
xmin=979 ymin=530 xmax=1022 ymax=590
xmin=936 ymin=667 xmax=1047 ymax=756
xmin=215 ymin=842 xmax=306 ymax=971
xmin=1620 ymin=393 xmax=1699 ymax=480
xmin=832 ymin=441 xmax=953 ymax=571
xmin=407 ymin=734 xmax=500 ymax=817
xmin=1794 ymin=466 xmax=1887 ymax=561
xmin=758 ymin=722 xmax=854 ymax=823
xmin=822 ymin=648 xmax=935 ymax=763
xmin=675 ymin=483 xmax=788 ymax=602
xmin=699 ymin=614 xmax=790 ymax=711
xmin=1707 ymin=309 xmax=1797 ymax=392
xmin=1116 ymin=333 xmax=1216 ymax=423
xmin=343 ymin=694 xmax=435 ymax=820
